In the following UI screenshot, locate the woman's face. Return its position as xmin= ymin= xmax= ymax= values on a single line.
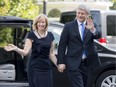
xmin=37 ymin=16 xmax=46 ymax=31
xmin=76 ymin=9 xmax=88 ymax=22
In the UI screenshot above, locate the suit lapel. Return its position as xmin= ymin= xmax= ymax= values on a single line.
xmin=83 ymin=27 xmax=89 ymax=41
xmin=73 ymin=20 xmax=82 ymax=42
xmin=72 ymin=20 xmax=90 ymax=42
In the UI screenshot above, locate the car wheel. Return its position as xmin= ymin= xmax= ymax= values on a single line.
xmin=96 ymin=70 xmax=116 ymax=87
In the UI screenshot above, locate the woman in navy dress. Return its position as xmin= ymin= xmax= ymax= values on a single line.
xmin=4 ymin=14 xmax=57 ymax=87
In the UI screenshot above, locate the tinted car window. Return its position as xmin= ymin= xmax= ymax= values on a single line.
xmin=107 ymin=15 xmax=116 ymax=36
xmin=60 ymin=11 xmax=76 ymax=24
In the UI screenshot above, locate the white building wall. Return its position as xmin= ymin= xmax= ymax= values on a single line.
xmin=38 ymin=0 xmax=113 ymax=16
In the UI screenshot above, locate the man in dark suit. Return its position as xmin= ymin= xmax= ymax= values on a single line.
xmin=57 ymin=4 xmax=101 ymax=87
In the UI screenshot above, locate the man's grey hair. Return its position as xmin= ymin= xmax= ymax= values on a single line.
xmin=76 ymin=4 xmax=90 ymax=14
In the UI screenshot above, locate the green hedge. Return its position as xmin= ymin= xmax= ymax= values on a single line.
xmin=48 ymin=8 xmax=61 ymax=17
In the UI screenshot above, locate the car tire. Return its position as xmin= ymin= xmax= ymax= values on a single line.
xmin=96 ymin=70 xmax=116 ymax=87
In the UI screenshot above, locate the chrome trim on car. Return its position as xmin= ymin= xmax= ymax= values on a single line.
xmin=98 ymin=53 xmax=116 ymax=58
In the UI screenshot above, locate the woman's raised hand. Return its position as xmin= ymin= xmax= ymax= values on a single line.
xmin=4 ymin=44 xmax=18 ymax=51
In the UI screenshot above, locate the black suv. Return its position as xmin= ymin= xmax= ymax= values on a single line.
xmin=0 ymin=16 xmax=116 ymax=87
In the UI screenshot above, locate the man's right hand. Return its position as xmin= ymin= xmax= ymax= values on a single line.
xmin=57 ymin=64 xmax=66 ymax=73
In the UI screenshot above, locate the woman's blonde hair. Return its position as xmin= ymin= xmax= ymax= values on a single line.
xmin=32 ymin=14 xmax=49 ymax=31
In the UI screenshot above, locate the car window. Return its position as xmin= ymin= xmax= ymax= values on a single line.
xmin=90 ymin=10 xmax=102 ymax=30
xmin=0 ymin=27 xmax=13 ymax=47
xmin=60 ymin=15 xmax=76 ymax=24
xmin=107 ymin=15 xmax=116 ymax=36
xmin=0 ymin=27 xmax=13 ymax=64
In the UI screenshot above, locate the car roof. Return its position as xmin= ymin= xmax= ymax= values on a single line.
xmin=0 ymin=16 xmax=29 ymax=20
xmin=0 ymin=16 xmax=32 ymax=28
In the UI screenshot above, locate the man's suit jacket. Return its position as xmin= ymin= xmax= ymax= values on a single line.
xmin=57 ymin=20 xmax=101 ymax=71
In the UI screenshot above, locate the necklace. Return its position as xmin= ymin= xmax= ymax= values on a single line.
xmin=37 ymin=31 xmax=45 ymax=38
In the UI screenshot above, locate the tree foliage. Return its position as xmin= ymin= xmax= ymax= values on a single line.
xmin=0 ymin=28 xmax=13 ymax=43
xmin=0 ymin=0 xmax=10 ymax=15
xmin=0 ymin=0 xmax=41 ymax=46
xmin=110 ymin=0 xmax=116 ymax=10
xmin=0 ymin=0 xmax=40 ymax=19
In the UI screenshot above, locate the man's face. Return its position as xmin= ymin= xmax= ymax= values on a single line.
xmin=76 ymin=9 xmax=88 ymax=22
